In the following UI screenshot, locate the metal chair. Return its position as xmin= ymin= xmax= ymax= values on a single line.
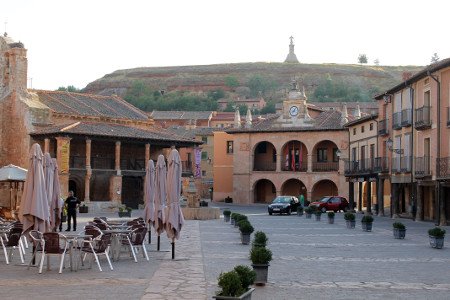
xmin=28 ymin=230 xmax=43 ymax=269
xmin=120 ymin=227 xmax=149 ymax=262
xmin=80 ymin=233 xmax=113 ymax=271
xmin=0 ymin=227 xmax=24 ymax=264
xmin=38 ymin=232 xmax=69 ymax=274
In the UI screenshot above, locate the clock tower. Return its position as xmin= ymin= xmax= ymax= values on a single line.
xmin=276 ymin=80 xmax=313 ymax=128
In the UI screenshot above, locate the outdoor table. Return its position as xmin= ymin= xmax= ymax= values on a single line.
xmin=59 ymin=233 xmax=92 ymax=271
xmin=102 ymin=229 xmax=131 ymax=261
xmin=106 ymin=221 xmax=126 ymax=226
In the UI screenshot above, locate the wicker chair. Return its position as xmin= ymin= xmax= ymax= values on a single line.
xmin=80 ymin=233 xmax=113 ymax=271
xmin=38 ymin=232 xmax=69 ymax=274
xmin=120 ymin=227 xmax=149 ymax=262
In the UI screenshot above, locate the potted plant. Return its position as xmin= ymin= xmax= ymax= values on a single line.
xmin=239 ymin=220 xmax=254 ymax=245
xmin=393 ymin=222 xmax=406 ymax=239
xmin=304 ymin=206 xmax=314 ymax=219
xmin=297 ymin=206 xmax=303 ymax=216
xmin=344 ymin=212 xmax=355 ymax=229
xmin=327 ymin=211 xmax=335 ymax=224
xmin=223 ymin=210 xmax=231 ymax=222
xmin=79 ymin=203 xmax=89 ymax=213
xmin=315 ymin=210 xmax=322 ymax=221
xmin=213 ymin=265 xmax=256 ymax=300
xmin=250 ymin=246 xmax=272 ymax=285
xmin=118 ymin=205 xmax=132 ymax=217
xmin=361 ymin=215 xmax=374 ymax=232
xmin=428 ymin=227 xmax=446 ymax=249
xmin=252 ymin=231 xmax=268 ymax=248
xmin=236 ymin=215 xmax=248 ymax=228
xmin=230 ymin=213 xmax=238 ymax=226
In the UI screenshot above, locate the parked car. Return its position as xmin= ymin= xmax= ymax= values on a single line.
xmin=268 ymin=196 xmax=300 ymax=215
xmin=309 ymin=196 xmax=348 ymax=213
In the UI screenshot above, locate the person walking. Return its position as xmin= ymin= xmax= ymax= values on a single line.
xmin=65 ymin=191 xmax=80 ymax=231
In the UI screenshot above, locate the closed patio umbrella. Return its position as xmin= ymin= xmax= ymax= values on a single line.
xmin=143 ymin=159 xmax=155 ymax=243
xmin=50 ymin=158 xmax=62 ymax=230
xmin=153 ymin=154 xmax=166 ymax=250
xmin=43 ymin=153 xmax=54 ymax=209
xmin=19 ymin=143 xmax=50 ymax=235
xmin=165 ymin=148 xmax=184 ymax=259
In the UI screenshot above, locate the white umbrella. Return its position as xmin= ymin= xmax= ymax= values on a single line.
xmin=165 ymin=149 xmax=184 ymax=259
xmin=143 ymin=160 xmax=155 ymax=244
xmin=18 ymin=143 xmax=50 ymax=235
xmin=153 ymin=155 xmax=166 ymax=250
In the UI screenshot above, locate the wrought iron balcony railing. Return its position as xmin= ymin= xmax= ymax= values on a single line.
xmin=401 ymin=109 xmax=412 ymax=127
xmin=378 ymin=119 xmax=389 ymax=135
xmin=415 ymin=106 xmax=432 ymax=130
xmin=415 ymin=156 xmax=431 ymax=177
xmin=392 ymin=112 xmax=402 ymax=130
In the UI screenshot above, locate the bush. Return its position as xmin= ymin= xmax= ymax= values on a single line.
xmin=217 ymin=270 xmax=243 ymax=297
xmin=304 ymin=206 xmax=315 ymax=214
xmin=250 ymin=246 xmax=273 ymax=264
xmin=239 ymin=220 xmax=254 ymax=234
xmin=231 ymin=213 xmax=240 ymax=221
xmin=428 ymin=227 xmax=446 ymax=238
xmin=361 ymin=215 xmax=374 ymax=223
xmin=252 ymin=231 xmax=268 ymax=248
xmin=392 ymin=222 xmax=406 ymax=230
xmin=236 ymin=214 xmax=248 ymax=223
xmin=344 ymin=212 xmax=355 ymax=221
xmin=223 ymin=210 xmax=231 ymax=217
xmin=233 ymin=265 xmax=256 ymax=291
xmin=315 ymin=211 xmax=322 ymax=216
xmin=327 ymin=211 xmax=335 ymax=218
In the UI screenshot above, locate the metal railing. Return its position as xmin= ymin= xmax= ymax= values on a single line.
xmin=392 ymin=112 xmax=402 ymax=130
xmin=378 ymin=119 xmax=389 ymax=135
xmin=120 ymin=158 xmax=145 ymax=171
xmin=437 ymin=157 xmax=450 ymax=178
xmin=91 ymin=157 xmax=115 ymax=169
xmin=374 ymin=157 xmax=389 ymax=173
xmin=253 ymin=161 xmax=276 ymax=171
xmin=312 ymin=156 xmax=339 ymax=172
xmin=401 ymin=109 xmax=412 ymax=127
xmin=344 ymin=159 xmax=375 ymax=175
xmin=415 ymin=106 xmax=431 ymax=129
xmin=281 ymin=163 xmax=307 ymax=172
xmin=415 ymin=156 xmax=431 ymax=177
xmin=181 ymin=161 xmax=193 ymax=174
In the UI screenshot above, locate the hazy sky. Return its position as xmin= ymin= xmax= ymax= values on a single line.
xmin=2 ymin=0 xmax=449 ymax=90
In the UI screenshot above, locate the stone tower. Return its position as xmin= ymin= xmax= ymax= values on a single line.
xmin=284 ymin=36 xmax=299 ymax=63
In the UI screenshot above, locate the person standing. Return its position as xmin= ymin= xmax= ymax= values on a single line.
xmin=65 ymin=191 xmax=80 ymax=231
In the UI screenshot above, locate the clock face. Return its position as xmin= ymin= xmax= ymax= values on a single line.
xmin=289 ymin=105 xmax=299 ymax=116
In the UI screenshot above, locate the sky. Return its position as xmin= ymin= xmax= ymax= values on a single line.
xmin=2 ymin=0 xmax=449 ymax=90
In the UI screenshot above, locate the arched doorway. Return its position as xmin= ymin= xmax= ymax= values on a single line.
xmin=281 ymin=178 xmax=307 ymax=199
xmin=68 ymin=175 xmax=84 ymax=201
xmin=312 ymin=140 xmax=339 ymax=172
xmin=253 ymin=179 xmax=276 ymax=203
xmin=253 ymin=141 xmax=276 ymax=171
xmin=311 ymin=180 xmax=338 ymax=202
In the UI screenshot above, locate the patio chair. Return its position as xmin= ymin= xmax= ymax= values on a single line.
xmin=0 ymin=227 xmax=24 ymax=264
xmin=120 ymin=226 xmax=149 ymax=262
xmin=38 ymin=232 xmax=69 ymax=274
xmin=28 ymin=230 xmax=43 ymax=268
xmin=80 ymin=233 xmax=113 ymax=271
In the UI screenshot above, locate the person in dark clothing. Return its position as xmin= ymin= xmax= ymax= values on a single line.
xmin=65 ymin=191 xmax=80 ymax=231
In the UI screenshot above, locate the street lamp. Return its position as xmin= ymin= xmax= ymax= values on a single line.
xmin=386 ymin=138 xmax=404 ymax=154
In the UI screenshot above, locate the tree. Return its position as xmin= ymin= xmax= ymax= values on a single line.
xmin=358 ymin=54 xmax=368 ymax=65
xmin=373 ymin=58 xmax=380 ymax=66
xmin=246 ymin=75 xmax=278 ymax=98
xmin=224 ymin=76 xmax=239 ymax=89
xmin=431 ymin=53 xmax=440 ymax=63
xmin=207 ymin=89 xmax=225 ymax=101
xmin=56 ymin=85 xmax=81 ymax=92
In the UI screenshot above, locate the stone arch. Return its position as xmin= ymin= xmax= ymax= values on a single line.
xmin=312 ymin=140 xmax=339 ymax=172
xmin=253 ymin=179 xmax=276 ymax=204
xmin=280 ymin=140 xmax=308 ymax=171
xmin=311 ymin=179 xmax=338 ymax=202
xmin=68 ymin=174 xmax=84 ymax=201
xmin=281 ymin=178 xmax=307 ymax=199
xmin=253 ymin=141 xmax=277 ymax=171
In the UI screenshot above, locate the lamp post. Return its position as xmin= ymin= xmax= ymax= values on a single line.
xmin=386 ymin=138 xmax=404 ymax=155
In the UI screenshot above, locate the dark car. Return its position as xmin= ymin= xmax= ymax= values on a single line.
xmin=310 ymin=196 xmax=348 ymax=213
xmin=268 ymin=196 xmax=300 ymax=215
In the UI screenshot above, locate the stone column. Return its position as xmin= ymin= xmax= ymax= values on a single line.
xmin=416 ymin=184 xmax=423 ymax=221
xmin=115 ymin=141 xmax=121 ymax=175
xmin=307 ymin=155 xmax=313 ymax=173
xmin=391 ymin=183 xmax=399 ymax=218
xmin=44 ymin=138 xmax=50 ymax=153
xmin=366 ymin=181 xmax=372 ymax=213
xmin=358 ymin=182 xmax=363 ymax=212
xmin=56 ymin=136 xmax=71 ymax=197
xmin=84 ymin=139 xmax=91 ymax=203
xmin=276 ymin=154 xmax=281 ymax=172
xmin=377 ymin=178 xmax=385 ymax=216
xmin=145 ymin=143 xmax=150 ymax=169
xmin=349 ymin=182 xmax=355 ymax=210
xmin=439 ymin=184 xmax=446 ymax=226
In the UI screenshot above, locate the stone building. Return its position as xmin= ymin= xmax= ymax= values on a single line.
xmin=0 ymin=34 xmax=199 ymax=210
xmin=226 ymin=82 xmax=351 ymax=204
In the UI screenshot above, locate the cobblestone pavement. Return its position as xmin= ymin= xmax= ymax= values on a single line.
xmin=1 ymin=206 xmax=450 ymax=300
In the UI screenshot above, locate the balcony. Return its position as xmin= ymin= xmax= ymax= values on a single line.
xmin=91 ymin=157 xmax=115 ymax=169
xmin=120 ymin=158 xmax=145 ymax=171
xmin=254 ymin=161 xmax=276 ymax=172
xmin=415 ymin=106 xmax=431 ymax=130
xmin=415 ymin=156 xmax=431 ymax=178
xmin=181 ymin=161 xmax=193 ymax=175
xmin=281 ymin=163 xmax=307 ymax=172
xmin=373 ymin=157 xmax=389 ymax=173
xmin=312 ymin=156 xmax=339 ymax=172
xmin=392 ymin=156 xmax=412 ymax=173
xmin=378 ymin=119 xmax=389 ymax=135
xmin=437 ymin=157 xmax=450 ymax=179
xmin=344 ymin=160 xmax=358 ymax=175
xmin=401 ymin=109 xmax=412 ymax=127
xmin=392 ymin=112 xmax=402 ymax=130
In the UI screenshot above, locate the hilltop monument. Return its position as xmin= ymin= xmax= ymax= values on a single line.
xmin=284 ymin=36 xmax=299 ymax=63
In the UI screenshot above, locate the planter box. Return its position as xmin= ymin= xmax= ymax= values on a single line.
xmin=79 ymin=206 xmax=89 ymax=213
xmin=224 ymin=215 xmax=230 ymax=222
xmin=346 ymin=220 xmax=355 ymax=229
xmin=328 ymin=217 xmax=334 ymax=224
xmin=252 ymin=263 xmax=269 ymax=286
xmin=213 ymin=288 xmax=255 ymax=300
xmin=305 ymin=213 xmax=312 ymax=219
xmin=118 ymin=211 xmax=131 ymax=218
xmin=230 ymin=219 xmax=235 ymax=226
xmin=297 ymin=211 xmax=303 ymax=216
xmin=362 ymin=222 xmax=372 ymax=232
xmin=240 ymin=233 xmax=251 ymax=245
xmin=429 ymin=236 xmax=445 ymax=249
xmin=315 ymin=215 xmax=321 ymax=221
xmin=393 ymin=228 xmax=406 ymax=239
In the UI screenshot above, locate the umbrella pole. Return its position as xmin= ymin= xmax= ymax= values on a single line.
xmin=148 ymin=224 xmax=151 ymax=244
xmin=157 ymin=235 xmax=160 ymax=251
xmin=171 ymin=238 xmax=175 ymax=260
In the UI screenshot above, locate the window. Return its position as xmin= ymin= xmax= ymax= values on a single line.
xmin=256 ymin=143 xmax=267 ymax=154
xmin=424 ymin=90 xmax=431 ymax=106
xmin=317 ymin=148 xmax=327 ymax=162
xmin=202 ymin=170 xmax=206 ymax=177
xmin=201 ymin=136 xmax=208 ymax=144
xmin=226 ymin=141 xmax=233 ymax=154
xmin=353 ymin=128 xmax=356 ymax=135
xmin=369 ymin=123 xmax=373 ymax=131
xmin=361 ymin=126 xmax=365 ymax=133
xmin=332 ymin=148 xmax=338 ymax=162
xmin=201 ymin=151 xmax=208 ymax=160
